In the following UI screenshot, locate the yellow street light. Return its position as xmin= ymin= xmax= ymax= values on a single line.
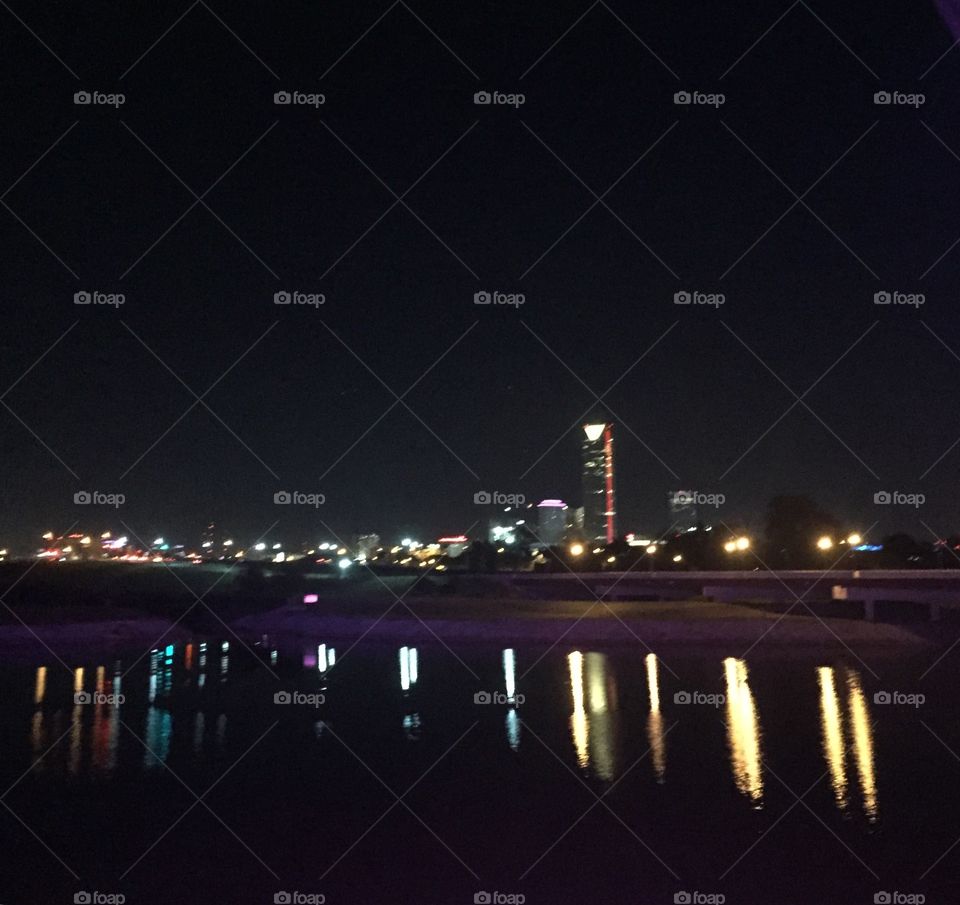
xmin=645 ymin=544 xmax=657 ymax=555
xmin=723 ymin=540 xmax=737 ymax=553
xmin=569 ymin=542 xmax=584 ymax=557
xmin=816 ymin=536 xmax=833 ymax=551
xmin=735 ymin=536 xmax=750 ymax=551
xmin=846 ymin=533 xmax=862 ymax=546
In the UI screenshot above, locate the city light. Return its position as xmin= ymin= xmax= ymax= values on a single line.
xmin=569 ymin=542 xmax=584 ymax=557
xmin=672 ymin=554 xmax=682 ymax=563
xmin=646 ymin=544 xmax=657 ymax=555
xmin=736 ymin=537 xmax=750 ymax=551
xmin=846 ymin=533 xmax=862 ymax=546
xmin=338 ymin=558 xmax=351 ymax=569
xmin=724 ymin=540 xmax=737 ymax=553
xmin=583 ymin=423 xmax=605 ymax=442
xmin=817 ymin=536 xmax=834 ymax=550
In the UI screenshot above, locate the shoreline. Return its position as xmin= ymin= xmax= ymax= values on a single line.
xmin=0 ymin=599 xmax=936 ymax=664
xmin=234 ymin=605 xmax=932 ymax=648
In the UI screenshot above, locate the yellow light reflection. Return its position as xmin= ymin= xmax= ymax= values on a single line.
xmin=846 ymin=669 xmax=878 ymax=821
xmin=645 ymin=654 xmax=666 ymax=782
xmin=568 ymin=651 xmax=619 ymax=780
xmin=70 ymin=668 xmax=84 ymax=775
xmin=817 ymin=667 xmax=848 ymax=812
xmin=34 ymin=666 xmax=47 ymax=705
xmin=723 ymin=657 xmax=763 ymax=806
xmin=585 ymin=653 xmax=617 ymax=780
xmin=568 ymin=651 xmax=589 ymax=769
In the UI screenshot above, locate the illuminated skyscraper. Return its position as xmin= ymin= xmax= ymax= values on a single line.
xmin=668 ymin=490 xmax=698 ymax=532
xmin=581 ymin=422 xmax=616 ymax=544
xmin=536 ymin=499 xmax=568 ymax=546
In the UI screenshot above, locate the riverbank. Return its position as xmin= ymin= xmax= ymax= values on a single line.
xmin=0 ymin=572 xmax=938 ymax=662
xmin=234 ymin=597 xmax=932 ymax=649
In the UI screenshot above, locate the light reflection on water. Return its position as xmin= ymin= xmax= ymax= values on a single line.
xmin=15 ymin=641 xmax=881 ymax=826
xmin=723 ymin=657 xmax=764 ymax=807
xmin=818 ymin=666 xmax=849 ymax=812
xmin=646 ymin=653 xmax=667 ymax=783
xmin=816 ymin=665 xmax=879 ymax=821
xmin=567 ymin=651 xmax=619 ymax=781
xmin=846 ymin=669 xmax=879 ymax=822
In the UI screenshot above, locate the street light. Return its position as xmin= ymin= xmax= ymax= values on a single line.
xmin=569 ymin=542 xmax=584 ymax=557
xmin=846 ymin=533 xmax=862 ymax=546
xmin=645 ymin=544 xmax=657 ymax=572
xmin=816 ymin=536 xmax=833 ymax=551
xmin=724 ymin=537 xmax=750 ymax=554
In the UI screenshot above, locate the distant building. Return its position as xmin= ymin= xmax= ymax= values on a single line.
xmin=582 ymin=422 xmax=616 ymax=543
xmin=353 ymin=534 xmax=380 ymax=559
xmin=668 ymin=491 xmax=698 ymax=532
xmin=536 ymin=499 xmax=568 ymax=546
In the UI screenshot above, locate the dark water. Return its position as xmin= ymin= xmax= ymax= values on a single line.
xmin=2 ymin=637 xmax=959 ymax=905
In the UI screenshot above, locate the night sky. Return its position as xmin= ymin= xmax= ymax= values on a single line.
xmin=2 ymin=0 xmax=960 ymax=549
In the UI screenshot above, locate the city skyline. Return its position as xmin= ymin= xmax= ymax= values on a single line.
xmin=3 ymin=1 xmax=960 ymax=547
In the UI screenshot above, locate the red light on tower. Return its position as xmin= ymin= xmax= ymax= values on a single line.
xmin=603 ymin=425 xmax=615 ymax=545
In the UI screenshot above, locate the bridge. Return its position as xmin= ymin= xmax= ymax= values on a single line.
xmin=493 ymin=569 xmax=960 ymax=622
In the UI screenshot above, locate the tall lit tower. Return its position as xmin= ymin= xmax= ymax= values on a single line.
xmin=582 ymin=422 xmax=616 ymax=544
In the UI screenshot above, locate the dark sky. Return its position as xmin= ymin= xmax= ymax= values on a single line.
xmin=2 ymin=0 xmax=960 ymax=549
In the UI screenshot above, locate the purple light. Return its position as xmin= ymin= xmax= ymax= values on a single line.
xmin=303 ymin=593 xmax=318 ymax=604
xmin=537 ymin=499 xmax=566 ymax=507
